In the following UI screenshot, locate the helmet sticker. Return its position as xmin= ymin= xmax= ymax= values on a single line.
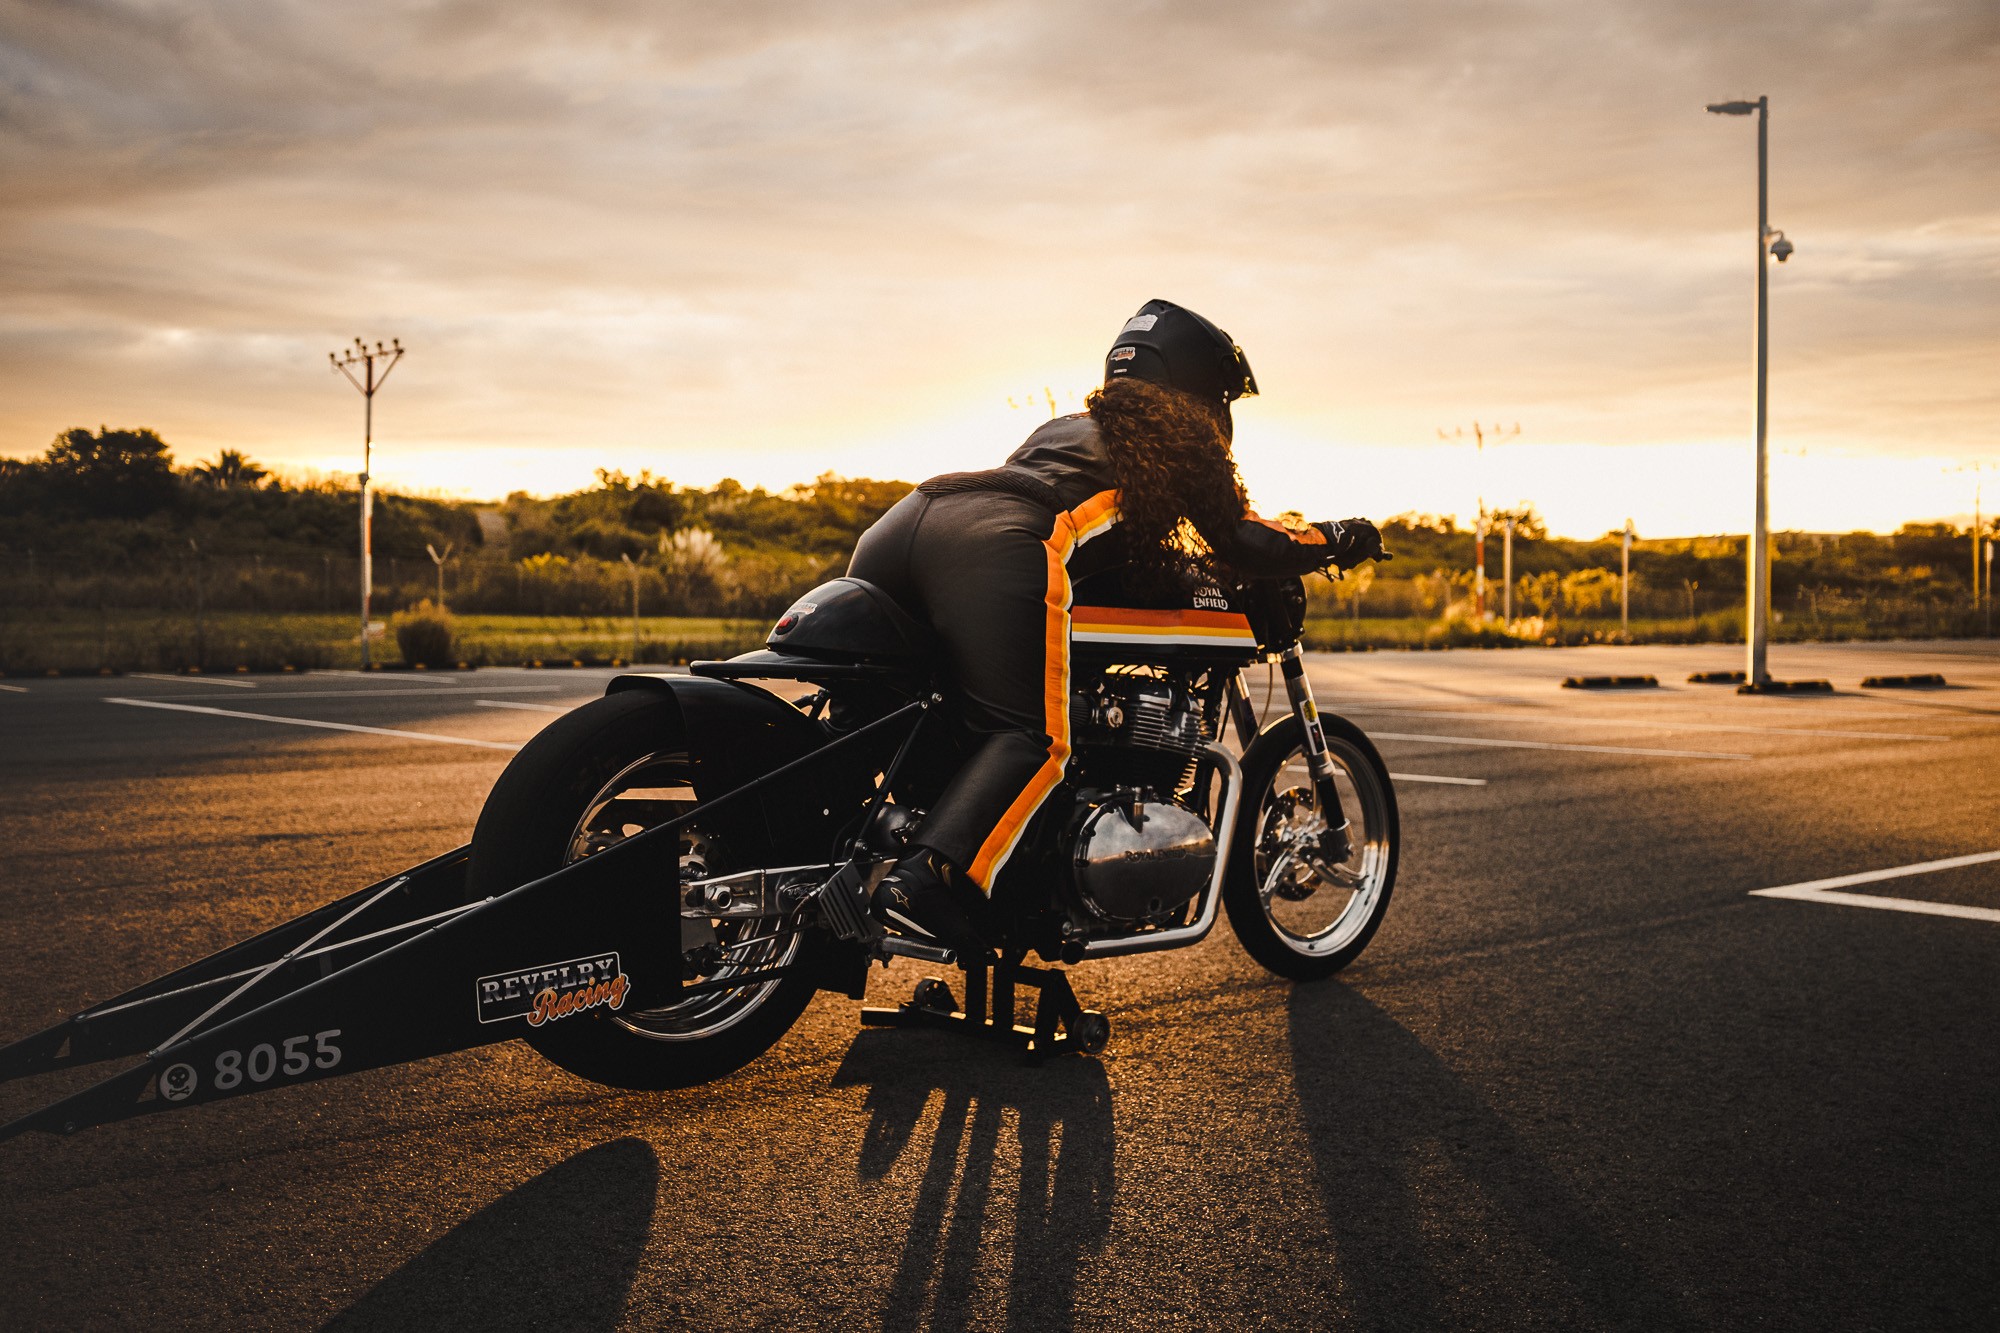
xmin=1119 ymin=314 xmax=1159 ymax=333
xmin=1109 ymin=346 xmax=1137 ymax=362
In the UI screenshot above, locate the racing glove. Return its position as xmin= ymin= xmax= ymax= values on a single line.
xmin=1311 ymin=518 xmax=1391 ymax=571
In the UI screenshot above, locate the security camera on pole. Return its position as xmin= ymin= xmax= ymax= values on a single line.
xmin=1706 ymin=96 xmax=1795 ymax=692
xmin=329 ymin=338 xmax=405 ymax=670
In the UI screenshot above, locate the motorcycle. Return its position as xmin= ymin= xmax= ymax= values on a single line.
xmin=468 ymin=562 xmax=1400 ymax=1087
xmin=0 ymin=562 xmax=1397 ymax=1139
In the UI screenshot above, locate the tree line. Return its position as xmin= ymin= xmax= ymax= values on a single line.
xmin=1 ymin=426 xmax=1989 ymax=625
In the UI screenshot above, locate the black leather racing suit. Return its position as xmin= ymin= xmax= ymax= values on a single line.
xmin=847 ymin=413 xmax=1331 ymax=892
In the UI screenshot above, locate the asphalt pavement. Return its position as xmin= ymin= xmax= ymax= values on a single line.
xmin=1 ymin=640 xmax=1996 ymax=1331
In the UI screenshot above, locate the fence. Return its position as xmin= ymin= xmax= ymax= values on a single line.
xmin=1 ymin=555 xmax=1988 ymax=674
xmin=0 ymin=550 xmax=838 ymax=620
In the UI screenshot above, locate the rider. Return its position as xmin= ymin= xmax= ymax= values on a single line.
xmin=849 ymin=299 xmax=1384 ymax=952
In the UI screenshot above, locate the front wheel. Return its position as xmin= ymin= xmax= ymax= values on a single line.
xmin=466 ymin=690 xmax=820 ymax=1090
xmin=1222 ymin=712 xmax=1399 ymax=981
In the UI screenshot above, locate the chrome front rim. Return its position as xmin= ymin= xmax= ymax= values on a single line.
xmin=1252 ymin=737 xmax=1392 ymax=956
xmin=564 ymin=750 xmax=796 ymax=1043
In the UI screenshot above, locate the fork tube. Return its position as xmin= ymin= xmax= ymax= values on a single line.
xmin=1277 ymin=646 xmax=1351 ymax=845
xmin=1226 ymin=669 xmax=1261 ymax=747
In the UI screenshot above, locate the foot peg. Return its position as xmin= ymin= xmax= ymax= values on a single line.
xmin=810 ymin=861 xmax=879 ymax=944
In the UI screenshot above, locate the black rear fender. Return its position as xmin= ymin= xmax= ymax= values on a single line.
xmin=605 ymin=673 xmax=864 ymax=864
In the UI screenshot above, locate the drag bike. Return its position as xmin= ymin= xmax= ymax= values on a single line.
xmin=467 ymin=562 xmax=1399 ymax=1087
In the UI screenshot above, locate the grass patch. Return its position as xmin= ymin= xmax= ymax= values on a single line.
xmin=0 ymin=609 xmax=765 ymax=674
xmin=3 ymin=603 xmax=1987 ymax=675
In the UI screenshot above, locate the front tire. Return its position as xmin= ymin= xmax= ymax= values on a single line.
xmin=467 ymin=690 xmax=819 ymax=1090
xmin=1223 ymin=712 xmax=1399 ymax=981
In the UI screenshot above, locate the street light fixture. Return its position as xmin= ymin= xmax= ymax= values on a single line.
xmin=1706 ymin=95 xmax=1793 ymax=690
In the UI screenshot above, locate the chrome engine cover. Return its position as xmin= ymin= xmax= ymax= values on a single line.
xmin=1069 ymin=793 xmax=1216 ymax=923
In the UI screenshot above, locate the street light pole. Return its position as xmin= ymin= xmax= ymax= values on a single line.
xmin=1751 ymin=98 xmax=1772 ymax=686
xmin=1621 ymin=518 xmax=1634 ymax=638
xmin=1707 ymin=96 xmax=1790 ymax=688
xmin=330 ymin=338 xmax=405 ymax=670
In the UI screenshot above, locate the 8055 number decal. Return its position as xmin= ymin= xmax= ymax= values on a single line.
xmin=211 ymin=1029 xmax=342 ymax=1091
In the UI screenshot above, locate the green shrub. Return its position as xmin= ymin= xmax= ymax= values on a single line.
xmin=394 ymin=600 xmax=457 ymax=667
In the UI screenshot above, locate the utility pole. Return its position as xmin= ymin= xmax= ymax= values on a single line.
xmin=1438 ymin=423 xmax=1519 ymax=618
xmin=1986 ymin=537 xmax=1994 ymax=636
xmin=1975 ymin=481 xmax=1983 ymax=610
xmin=1008 ymin=387 xmax=1074 ymax=419
xmin=425 ymin=542 xmax=454 ymax=610
xmin=188 ymin=538 xmax=205 ymax=670
xmin=1621 ymin=518 xmax=1635 ymax=637
xmin=1947 ymin=463 xmax=1991 ymax=614
xmin=1502 ymin=514 xmax=1515 ymax=621
xmin=330 ymin=337 xmax=405 ymax=669
xmin=620 ymin=552 xmax=642 ymax=663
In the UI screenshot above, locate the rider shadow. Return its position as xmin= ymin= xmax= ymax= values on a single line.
xmin=1288 ymin=984 xmax=1695 ymax=1331
xmin=831 ymin=1030 xmax=1116 ymax=1333
xmin=323 ymin=1137 xmax=657 ymax=1332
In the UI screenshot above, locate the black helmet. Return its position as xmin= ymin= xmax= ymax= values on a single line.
xmin=1103 ymin=299 xmax=1259 ymax=403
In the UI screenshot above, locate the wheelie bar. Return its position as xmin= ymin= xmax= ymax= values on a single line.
xmin=0 ymin=829 xmax=682 ymax=1142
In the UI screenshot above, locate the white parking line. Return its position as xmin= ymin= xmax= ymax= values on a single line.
xmin=1389 ymin=772 xmax=1488 ymax=786
xmin=0 ymin=683 xmax=27 ymax=693
xmin=104 ymin=698 xmax=525 ymax=751
xmin=1367 ymin=731 xmax=1752 ymax=761
xmin=1749 ymin=851 xmax=2000 ymax=923
xmin=128 ymin=672 xmax=259 ymax=688
xmin=1341 ymin=706 xmax=1940 ymax=743
xmin=148 ymin=684 xmax=574 ymax=701
xmin=475 ymin=699 xmax=572 ymax=713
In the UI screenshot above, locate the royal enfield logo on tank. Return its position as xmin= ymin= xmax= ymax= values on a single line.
xmin=476 ymin=953 xmax=629 ymax=1027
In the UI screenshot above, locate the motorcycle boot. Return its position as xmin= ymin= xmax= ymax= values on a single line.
xmin=869 ymin=847 xmax=990 ymax=957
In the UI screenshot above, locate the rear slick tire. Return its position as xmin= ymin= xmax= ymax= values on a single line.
xmin=1223 ymin=712 xmax=1399 ymax=981
xmin=466 ymin=690 xmax=818 ymax=1091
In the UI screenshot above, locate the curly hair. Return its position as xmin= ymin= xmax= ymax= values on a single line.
xmin=1086 ymin=377 xmax=1247 ymax=583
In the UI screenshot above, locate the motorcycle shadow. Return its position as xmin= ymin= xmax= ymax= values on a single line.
xmin=323 ymin=1137 xmax=656 ymax=1332
xmin=831 ymin=1029 xmax=1115 ymax=1333
xmin=1288 ymin=984 xmax=1695 ymax=1331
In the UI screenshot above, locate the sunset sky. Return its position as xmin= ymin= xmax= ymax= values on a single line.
xmin=3 ymin=1 xmax=1996 ymax=538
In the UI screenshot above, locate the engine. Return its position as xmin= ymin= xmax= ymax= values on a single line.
xmin=1062 ymin=671 xmax=1222 ymax=925
xmin=1066 ymin=791 xmax=1216 ymax=923
xmin=1068 ymin=672 xmax=1211 ymax=794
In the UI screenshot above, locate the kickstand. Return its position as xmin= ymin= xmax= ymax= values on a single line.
xmin=861 ymin=950 xmax=1110 ymax=1059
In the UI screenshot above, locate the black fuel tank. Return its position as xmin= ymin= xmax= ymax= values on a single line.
xmin=765 ymin=577 xmax=939 ymax=662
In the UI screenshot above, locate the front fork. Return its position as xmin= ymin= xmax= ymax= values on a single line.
xmin=1229 ymin=646 xmax=1353 ymax=864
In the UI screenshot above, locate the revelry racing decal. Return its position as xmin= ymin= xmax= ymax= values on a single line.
xmin=477 ymin=953 xmax=629 ymax=1027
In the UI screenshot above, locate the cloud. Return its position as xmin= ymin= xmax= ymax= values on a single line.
xmin=0 ymin=0 xmax=1995 ymax=533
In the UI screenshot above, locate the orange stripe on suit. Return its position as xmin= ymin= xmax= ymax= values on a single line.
xmin=965 ymin=489 xmax=1121 ymax=888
